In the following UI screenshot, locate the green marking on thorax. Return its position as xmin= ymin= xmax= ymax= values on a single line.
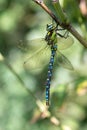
xmin=51 ymin=30 xmax=57 ymax=44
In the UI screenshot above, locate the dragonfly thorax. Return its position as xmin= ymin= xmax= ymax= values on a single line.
xmin=45 ymin=23 xmax=58 ymax=46
xmin=45 ymin=29 xmax=57 ymax=46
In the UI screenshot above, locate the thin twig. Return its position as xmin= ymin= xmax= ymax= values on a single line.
xmin=0 ymin=53 xmax=48 ymax=112
xmin=33 ymin=0 xmax=87 ymax=48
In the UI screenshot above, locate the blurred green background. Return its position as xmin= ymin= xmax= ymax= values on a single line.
xmin=0 ymin=0 xmax=87 ymax=130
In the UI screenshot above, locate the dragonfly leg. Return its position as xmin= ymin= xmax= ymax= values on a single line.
xmin=56 ymin=25 xmax=69 ymax=38
xmin=56 ymin=31 xmax=69 ymax=38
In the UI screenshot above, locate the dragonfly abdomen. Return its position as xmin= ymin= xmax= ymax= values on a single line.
xmin=45 ymin=45 xmax=57 ymax=105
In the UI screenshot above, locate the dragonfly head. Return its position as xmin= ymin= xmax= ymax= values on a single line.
xmin=46 ymin=24 xmax=55 ymax=31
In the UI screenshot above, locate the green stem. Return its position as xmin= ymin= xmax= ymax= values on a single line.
xmin=52 ymin=0 xmax=67 ymax=23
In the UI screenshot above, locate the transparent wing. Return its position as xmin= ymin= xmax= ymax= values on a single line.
xmin=24 ymin=46 xmax=51 ymax=70
xmin=18 ymin=36 xmax=74 ymax=52
xmin=18 ymin=38 xmax=51 ymax=70
xmin=56 ymin=50 xmax=74 ymax=70
xmin=57 ymin=36 xmax=74 ymax=50
xmin=18 ymin=36 xmax=74 ymax=71
xmin=18 ymin=38 xmax=45 ymax=52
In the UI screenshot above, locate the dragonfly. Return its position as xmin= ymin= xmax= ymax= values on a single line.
xmin=19 ymin=22 xmax=74 ymax=106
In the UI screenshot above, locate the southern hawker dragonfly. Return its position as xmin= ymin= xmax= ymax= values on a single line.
xmin=19 ymin=23 xmax=74 ymax=106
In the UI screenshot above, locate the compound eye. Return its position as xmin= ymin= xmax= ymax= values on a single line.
xmin=46 ymin=24 xmax=53 ymax=31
